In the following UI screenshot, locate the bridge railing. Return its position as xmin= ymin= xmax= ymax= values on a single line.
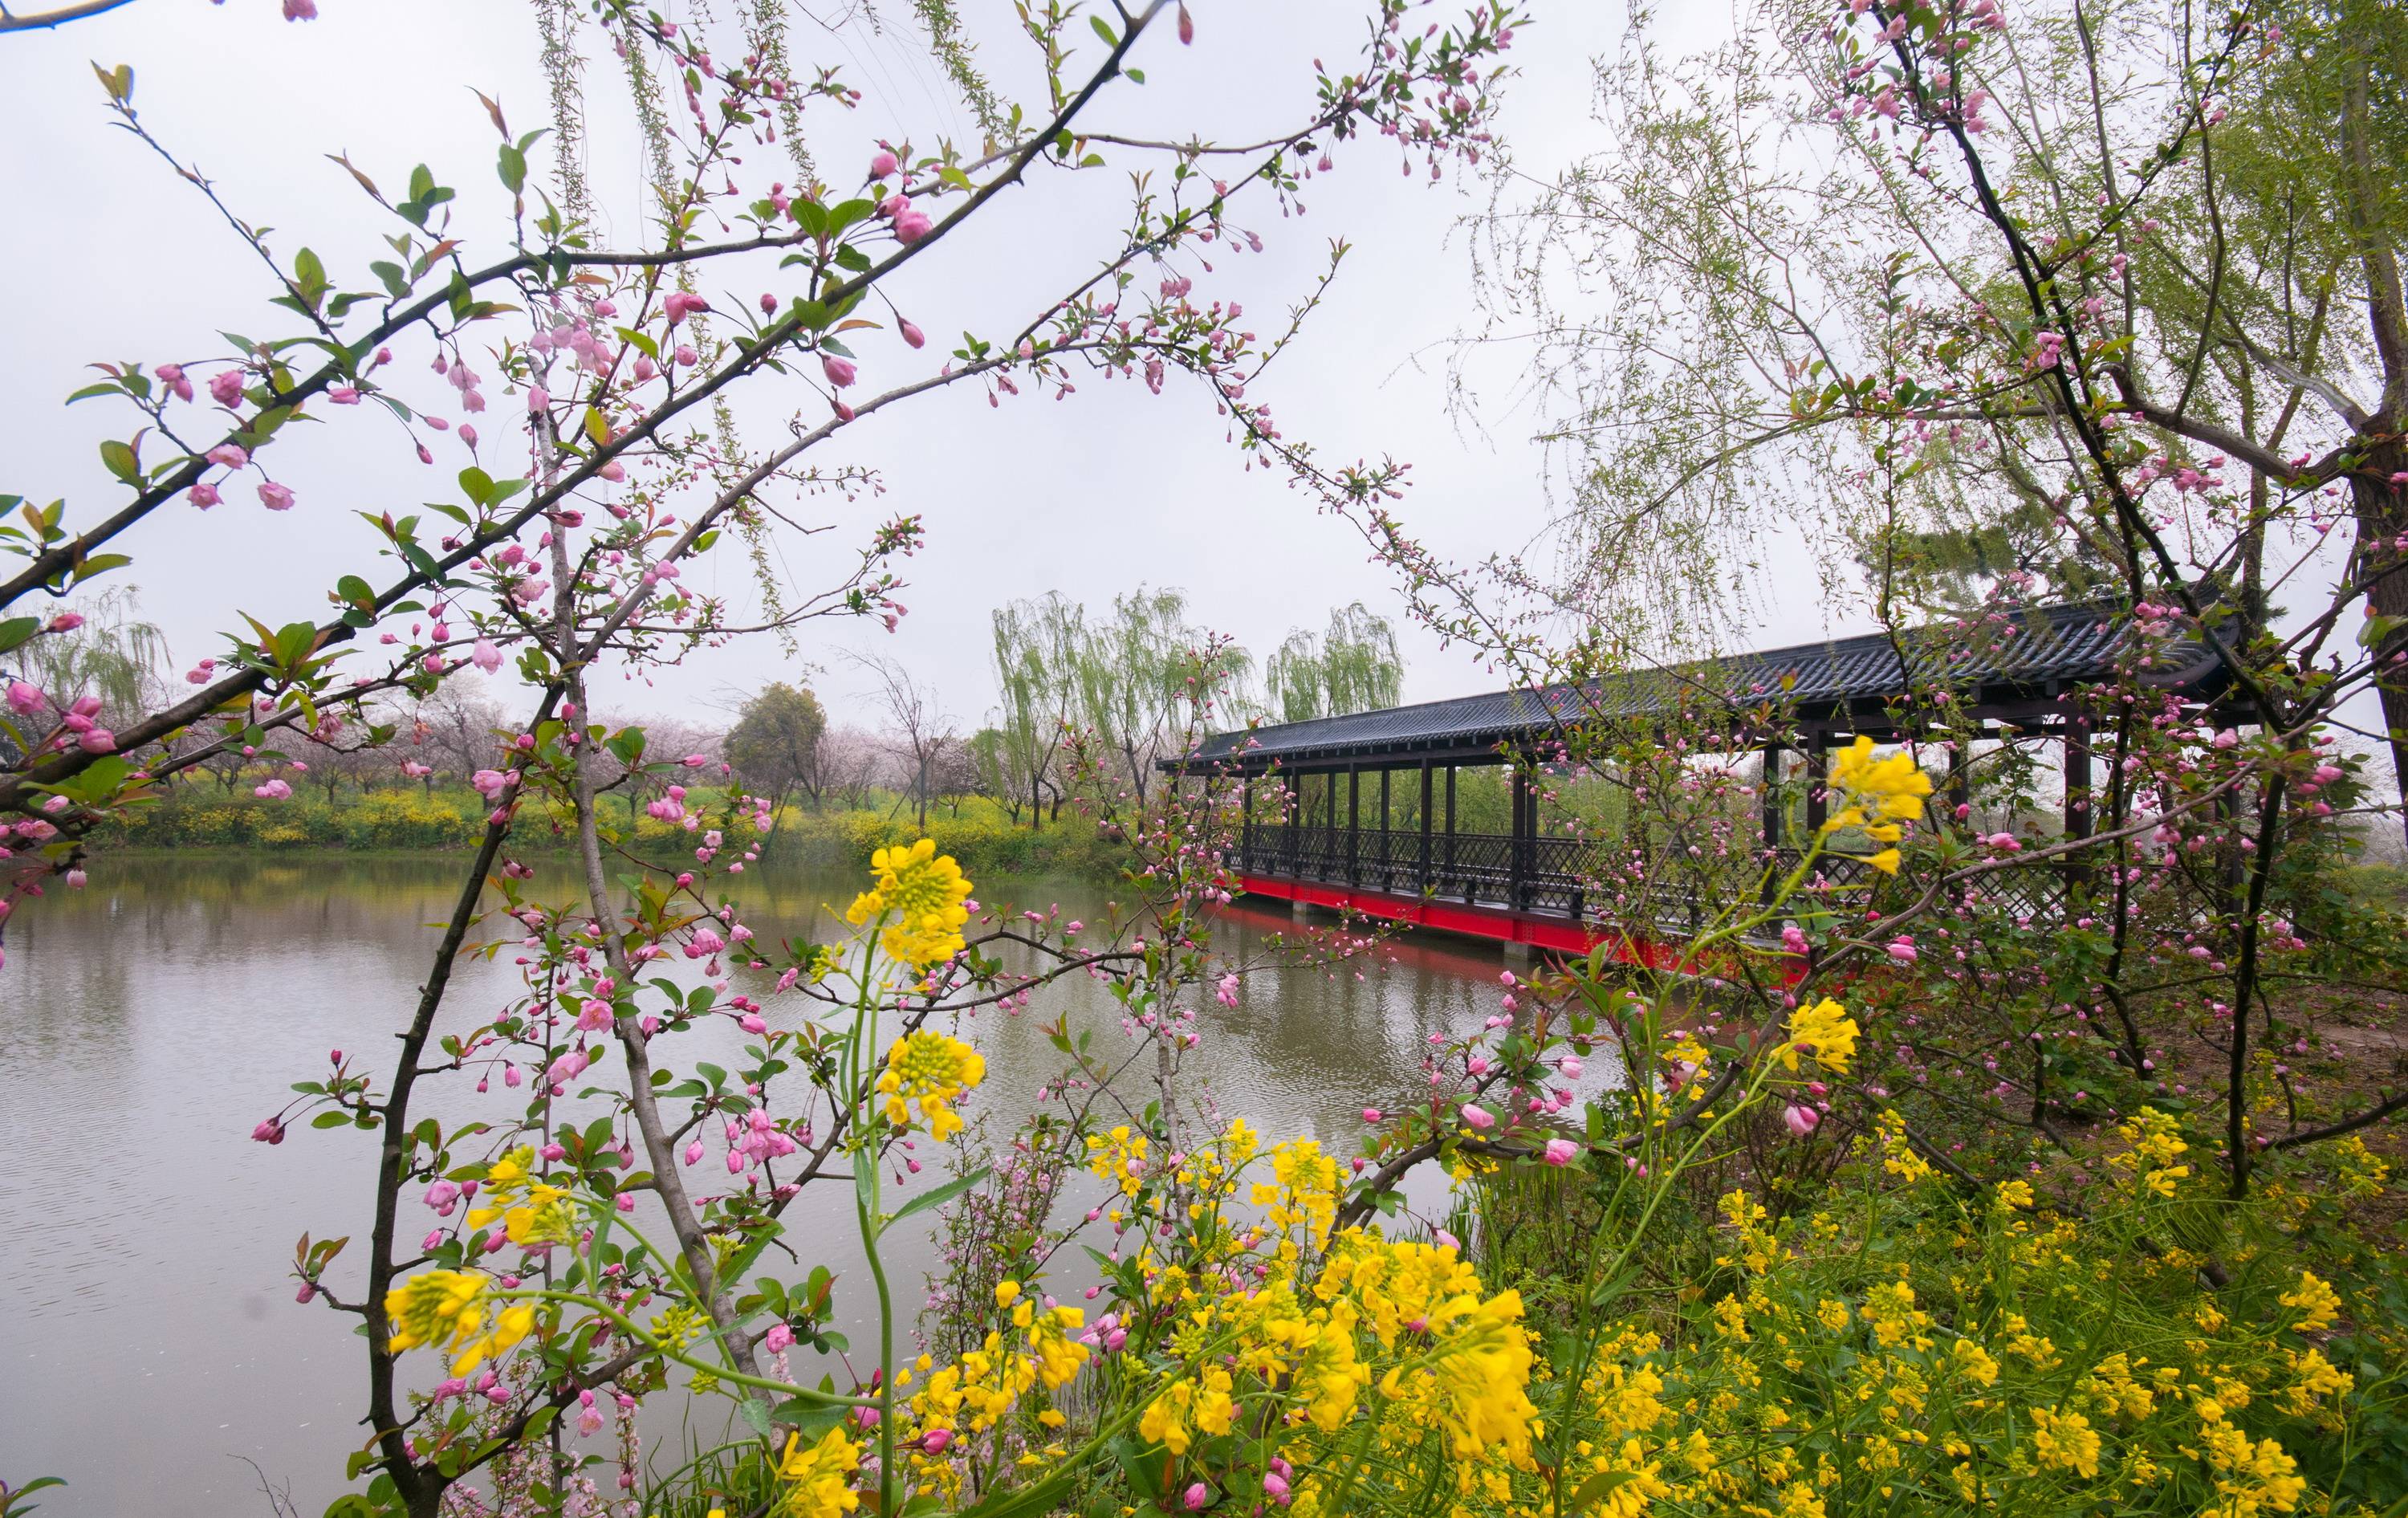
xmin=1237 ymin=824 xmax=1734 ymax=935
xmin=1235 ymin=824 xmax=2085 ymax=940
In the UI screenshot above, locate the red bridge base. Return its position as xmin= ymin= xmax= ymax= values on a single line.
xmin=1235 ymin=873 xmax=1805 ymax=985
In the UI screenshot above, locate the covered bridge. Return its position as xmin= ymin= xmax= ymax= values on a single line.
xmin=1163 ymin=600 xmax=2235 ymax=956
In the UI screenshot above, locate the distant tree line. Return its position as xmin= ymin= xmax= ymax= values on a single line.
xmin=17 ymin=586 xmax=1403 ymax=836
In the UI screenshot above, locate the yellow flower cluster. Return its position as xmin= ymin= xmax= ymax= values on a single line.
xmin=776 ymin=1426 xmax=861 ymax=1518
xmin=1777 ymin=998 xmax=1857 ymax=1074
xmin=1254 ymin=1143 xmax=2369 ymax=1518
xmin=846 ymin=838 xmax=972 ymax=968
xmin=1085 ymin=1124 xmax=1151 ymax=1199
xmin=1822 ymin=735 xmax=1934 ymax=873
xmin=2027 ymin=1405 xmax=2101 ymax=1477
xmin=383 ymin=1268 xmax=535 ymax=1374
xmin=465 ymin=1146 xmax=579 ymax=1247
xmin=895 ymin=1300 xmax=1087 ymax=1500
xmin=877 ymin=1030 xmax=985 ymax=1141
xmin=1251 ymin=1137 xmax=1340 ymax=1252
xmin=2277 ymin=1271 xmax=2340 ymax=1333
xmin=2108 ymin=1108 xmax=2192 ymax=1198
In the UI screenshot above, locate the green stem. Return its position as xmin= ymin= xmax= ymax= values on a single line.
xmin=496 ymin=1289 xmax=874 ymax=1404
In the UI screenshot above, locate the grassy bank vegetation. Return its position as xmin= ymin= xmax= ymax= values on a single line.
xmin=96 ymin=783 xmax=1129 ymax=877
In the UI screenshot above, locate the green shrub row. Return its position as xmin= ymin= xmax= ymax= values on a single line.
xmin=96 ymin=786 xmax=1128 ymax=878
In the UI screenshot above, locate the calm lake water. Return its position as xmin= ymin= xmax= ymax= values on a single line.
xmin=0 ymin=855 xmax=1532 ymax=1516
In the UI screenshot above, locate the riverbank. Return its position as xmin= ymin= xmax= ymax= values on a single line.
xmin=93 ymin=788 xmax=1129 ymax=878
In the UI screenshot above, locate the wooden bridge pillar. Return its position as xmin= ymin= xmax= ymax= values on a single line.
xmin=1446 ymin=763 xmax=1461 ymax=901
xmin=1509 ymin=763 xmax=1531 ymax=911
xmin=2064 ymin=718 xmax=2093 ymax=895
xmin=1346 ymin=764 xmax=1361 ymax=885
xmin=1377 ymin=767 xmax=1393 ymax=889
xmin=1759 ymin=739 xmax=1784 ymax=906
xmin=1418 ymin=759 xmax=1433 ymax=893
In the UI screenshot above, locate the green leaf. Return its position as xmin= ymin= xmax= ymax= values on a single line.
xmin=766 ymin=1398 xmax=853 ymax=1439
xmin=0 ymin=617 xmax=40 ymax=655
xmin=1567 ymin=1471 xmax=1640 ymax=1513
xmin=852 ymin=1146 xmax=878 ymax=1227
xmin=736 ymin=1395 xmax=774 ymax=1439
xmin=1089 ymin=14 xmax=1118 ymax=46
xmin=99 ymin=439 xmax=140 ymax=485
xmin=883 ymin=1166 xmax=989 ymax=1235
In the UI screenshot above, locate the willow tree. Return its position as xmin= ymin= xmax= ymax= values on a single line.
xmin=1262 ymin=600 xmax=1405 ymax=722
xmin=986 ymin=591 xmax=1084 ymax=828
xmin=1073 ymin=587 xmax=1250 ymax=808
xmin=1453 ymin=0 xmax=2407 ymax=813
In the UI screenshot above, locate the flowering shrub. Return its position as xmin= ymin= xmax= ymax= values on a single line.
xmin=1417 ymin=1116 xmax=2408 ymax=1518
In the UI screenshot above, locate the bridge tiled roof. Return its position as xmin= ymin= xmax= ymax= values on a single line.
xmin=1170 ymin=600 xmax=2231 ymax=771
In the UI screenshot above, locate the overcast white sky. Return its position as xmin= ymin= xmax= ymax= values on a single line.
xmin=3 ymin=0 xmax=1829 ymax=733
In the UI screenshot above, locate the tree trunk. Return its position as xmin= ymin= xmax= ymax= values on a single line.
xmin=2341 ymin=39 xmax=2408 ymax=845
xmin=2355 ymin=448 xmax=2408 ymax=848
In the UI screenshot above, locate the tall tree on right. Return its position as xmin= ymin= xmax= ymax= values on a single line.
xmin=1453 ymin=0 xmax=2407 ymax=826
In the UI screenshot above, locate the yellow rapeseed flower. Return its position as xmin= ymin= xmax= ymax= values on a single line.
xmin=383 ymin=1268 xmax=536 ymax=1374
xmin=1828 ymin=735 xmax=1934 ymax=818
xmin=2028 ymin=1406 xmax=2101 ymax=1478
xmin=1779 ymin=999 xmax=1858 ymax=1074
xmin=777 ymin=1426 xmax=862 ymax=1518
xmin=2279 ymin=1270 xmax=2341 ymax=1333
xmin=848 ymin=838 xmax=972 ymax=967
xmin=878 ymin=1029 xmax=986 ymax=1141
xmin=1949 ymin=1337 xmax=2000 ymax=1387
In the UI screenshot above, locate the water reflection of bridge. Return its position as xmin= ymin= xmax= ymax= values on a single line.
xmin=1165 ymin=602 xmax=2233 ymax=961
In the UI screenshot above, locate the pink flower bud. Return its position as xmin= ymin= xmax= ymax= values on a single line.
xmin=821 ymin=352 xmax=857 ymax=388
xmin=258 ymin=481 xmax=295 ymax=511
xmin=1543 ymin=1137 xmax=1579 ymax=1166
xmin=1459 ymin=1103 xmax=1495 ymax=1131
xmin=870 ymin=149 xmax=899 ymax=177
xmin=1184 ymin=1483 xmax=1210 ymax=1512
xmin=900 ymin=319 xmax=925 ymax=348
xmin=1784 ymin=1104 xmax=1821 ymax=1137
